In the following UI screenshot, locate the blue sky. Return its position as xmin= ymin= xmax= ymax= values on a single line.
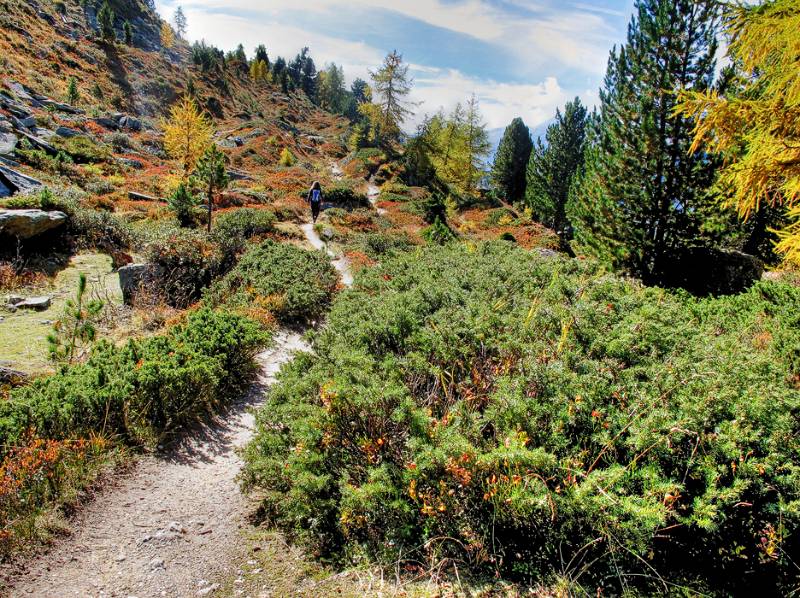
xmin=154 ymin=0 xmax=635 ymax=132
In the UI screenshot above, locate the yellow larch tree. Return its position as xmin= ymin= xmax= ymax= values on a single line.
xmin=162 ymin=96 xmax=213 ymax=180
xmin=160 ymin=22 xmax=175 ymax=49
xmin=676 ymin=0 xmax=800 ymax=266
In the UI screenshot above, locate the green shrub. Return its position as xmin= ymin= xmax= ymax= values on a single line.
xmin=205 ymin=240 xmax=338 ymax=324
xmin=421 ymin=216 xmax=456 ymax=245
xmin=348 ymin=231 xmax=414 ymax=259
xmin=242 ymin=242 xmax=800 ymax=594
xmin=0 ymin=308 xmax=268 ymax=449
xmin=145 ymin=228 xmax=222 ymax=307
xmin=324 ymin=184 xmax=370 ymax=210
xmin=211 ymin=208 xmax=277 ymax=268
xmin=51 ymin=135 xmax=110 ymax=164
xmin=168 ymin=183 xmax=199 ymax=228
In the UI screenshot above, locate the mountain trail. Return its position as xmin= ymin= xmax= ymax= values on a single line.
xmin=9 ymin=331 xmax=309 ymax=598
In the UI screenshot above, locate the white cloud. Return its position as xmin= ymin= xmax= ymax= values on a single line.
xmin=161 ymin=0 xmax=619 ymax=78
xmin=409 ymin=69 xmax=579 ymax=131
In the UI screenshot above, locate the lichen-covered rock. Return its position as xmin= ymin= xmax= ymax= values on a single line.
xmin=0 ymin=165 xmax=43 ymax=195
xmin=0 ymin=209 xmax=67 ymax=238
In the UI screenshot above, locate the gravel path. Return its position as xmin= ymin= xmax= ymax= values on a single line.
xmin=10 ymin=332 xmax=309 ymax=598
xmin=8 ymin=173 xmax=356 ymax=598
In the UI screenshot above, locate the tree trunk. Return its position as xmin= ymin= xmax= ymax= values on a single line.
xmin=207 ymin=181 xmax=213 ymax=232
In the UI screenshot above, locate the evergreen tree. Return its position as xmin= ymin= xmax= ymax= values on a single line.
xmin=368 ymin=50 xmax=415 ymax=144
xmin=567 ymin=0 xmax=721 ymax=281
xmin=461 ymin=94 xmax=491 ymax=194
xmin=272 ymin=56 xmax=287 ymax=81
xmin=527 ymin=98 xmax=588 ymax=244
xmin=254 ymin=44 xmax=270 ymax=70
xmin=318 ymin=63 xmax=345 ymax=112
xmin=173 ymin=6 xmax=187 ymax=39
xmin=65 ymin=76 xmax=80 ymax=106
xmin=301 ymin=55 xmax=317 ymax=101
xmin=491 ymin=117 xmax=533 ymax=203
xmin=194 ymin=146 xmax=229 ymax=232
xmin=168 ymin=182 xmax=198 ymax=227
xmin=97 ymin=1 xmax=115 ymax=42
xmin=123 ymin=20 xmax=133 ymax=45
xmin=350 ymin=78 xmax=370 ymax=104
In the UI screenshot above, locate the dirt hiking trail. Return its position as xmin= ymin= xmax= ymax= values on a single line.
xmin=9 ymin=331 xmax=309 ymax=597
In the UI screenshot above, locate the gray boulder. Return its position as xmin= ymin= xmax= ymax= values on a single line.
xmin=119 ymin=115 xmax=142 ymax=131
xmin=118 ymin=263 xmax=157 ymax=305
xmin=0 ymin=165 xmax=43 ymax=195
xmin=55 ymin=126 xmax=81 ymax=138
xmin=0 ymin=132 xmax=17 ymax=155
xmin=0 ymin=209 xmax=67 ymax=239
xmin=8 ymin=296 xmax=51 ymax=311
xmin=39 ymin=99 xmax=84 ymax=114
xmin=661 ymin=247 xmax=765 ymax=296
xmin=93 ymin=117 xmax=119 ymax=130
xmin=0 ymin=180 xmax=11 ymax=198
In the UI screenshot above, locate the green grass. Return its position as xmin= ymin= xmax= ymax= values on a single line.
xmin=0 ymin=253 xmax=122 ymax=375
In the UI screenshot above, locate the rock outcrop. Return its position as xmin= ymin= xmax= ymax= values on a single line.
xmin=0 ymin=209 xmax=67 ymax=239
xmin=0 ymin=165 xmax=44 ymax=195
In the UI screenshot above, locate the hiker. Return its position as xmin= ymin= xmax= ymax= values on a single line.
xmin=307 ymin=181 xmax=323 ymax=223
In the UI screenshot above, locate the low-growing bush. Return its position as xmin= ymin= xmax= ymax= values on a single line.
xmin=0 ymin=308 xmax=268 ymax=450
xmin=347 ymin=231 xmax=415 ymax=259
xmin=324 ymin=184 xmax=370 ymax=210
xmin=145 ymin=229 xmax=222 ymax=307
xmin=242 ymin=242 xmax=800 ymax=594
xmin=205 ymin=240 xmax=338 ymax=324
xmin=211 ymin=208 xmax=277 ymax=268
xmin=51 ymin=135 xmax=110 ymax=164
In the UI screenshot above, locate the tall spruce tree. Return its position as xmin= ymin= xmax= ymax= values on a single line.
xmin=97 ymin=1 xmax=115 ymax=41
xmin=527 ymin=98 xmax=588 ymax=244
xmin=567 ymin=0 xmax=720 ymax=281
xmin=491 ymin=117 xmax=533 ymax=203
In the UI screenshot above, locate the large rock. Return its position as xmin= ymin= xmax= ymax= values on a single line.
xmin=0 ymin=132 xmax=17 ymax=155
xmin=0 ymin=165 xmax=43 ymax=195
xmin=55 ymin=126 xmax=81 ymax=138
xmin=119 ymin=115 xmax=142 ymax=131
xmin=0 ymin=209 xmax=67 ymax=239
xmin=660 ymin=247 xmax=764 ymax=296
xmin=8 ymin=296 xmax=51 ymax=311
xmin=118 ymin=263 xmax=157 ymax=305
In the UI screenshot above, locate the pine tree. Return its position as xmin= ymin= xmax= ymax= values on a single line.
xmin=162 ymin=96 xmax=213 ymax=179
xmin=48 ymin=273 xmax=103 ymax=367
xmin=173 ymin=6 xmax=187 ymax=39
xmin=301 ymin=56 xmax=317 ymax=101
xmin=527 ymin=98 xmax=588 ymax=243
xmin=567 ymin=0 xmax=721 ymax=281
xmin=491 ymin=117 xmax=533 ymax=203
xmin=369 ymin=51 xmax=415 ymax=144
xmin=194 ymin=146 xmax=229 ymax=232
xmin=350 ymin=78 xmax=370 ymax=104
xmin=168 ymin=182 xmax=198 ymax=227
xmin=97 ymin=1 xmax=115 ymax=42
xmin=65 ymin=76 xmax=80 ymax=106
xmin=255 ymin=44 xmax=269 ymax=69
xmin=123 ymin=20 xmax=133 ymax=45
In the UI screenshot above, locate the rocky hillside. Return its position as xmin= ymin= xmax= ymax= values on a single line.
xmin=0 ymin=0 xmax=349 ymax=209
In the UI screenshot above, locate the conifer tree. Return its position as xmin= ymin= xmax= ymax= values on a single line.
xmin=97 ymin=1 xmax=115 ymax=42
xmin=461 ymin=94 xmax=491 ymax=194
xmin=162 ymin=96 xmax=213 ymax=179
xmin=368 ymin=51 xmax=415 ymax=144
xmin=676 ymin=0 xmax=800 ymax=266
xmin=65 ymin=76 xmax=80 ymax=106
xmin=527 ymin=98 xmax=588 ymax=242
xmin=491 ymin=117 xmax=532 ymax=203
xmin=194 ymin=146 xmax=229 ymax=232
xmin=255 ymin=45 xmax=270 ymax=69
xmin=567 ymin=0 xmax=721 ymax=281
xmin=123 ymin=20 xmax=133 ymax=45
xmin=173 ymin=6 xmax=187 ymax=39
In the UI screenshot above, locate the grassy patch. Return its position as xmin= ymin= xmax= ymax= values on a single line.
xmin=0 ymin=253 xmax=121 ymax=375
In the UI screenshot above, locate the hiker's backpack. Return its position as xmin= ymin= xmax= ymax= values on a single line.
xmin=312 ymin=189 xmax=322 ymax=203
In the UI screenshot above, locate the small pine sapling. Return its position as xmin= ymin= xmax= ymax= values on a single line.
xmin=65 ymin=76 xmax=80 ymax=106
xmin=48 ymin=273 xmax=104 ymax=367
xmin=194 ymin=145 xmax=229 ymax=232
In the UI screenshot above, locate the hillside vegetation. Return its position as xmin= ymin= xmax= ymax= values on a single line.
xmin=1 ymin=0 xmax=799 ymax=595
